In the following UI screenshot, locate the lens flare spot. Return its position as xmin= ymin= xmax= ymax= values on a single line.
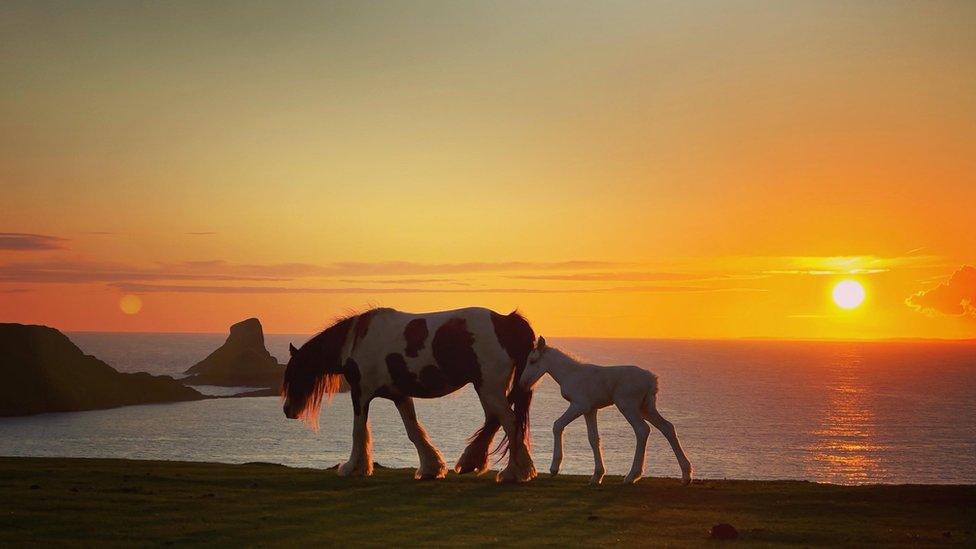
xmin=119 ymin=294 xmax=143 ymax=315
xmin=832 ymin=280 xmax=865 ymax=310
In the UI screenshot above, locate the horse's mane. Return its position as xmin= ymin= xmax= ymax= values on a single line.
xmin=283 ymin=312 xmax=361 ymax=430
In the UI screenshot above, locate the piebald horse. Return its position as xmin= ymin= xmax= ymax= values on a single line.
xmin=282 ymin=307 xmax=537 ymax=483
xmin=520 ymin=336 xmax=692 ymax=485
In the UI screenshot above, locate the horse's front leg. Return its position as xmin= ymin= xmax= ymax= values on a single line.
xmin=551 ymin=404 xmax=585 ymax=476
xmin=338 ymin=394 xmax=373 ymax=477
xmin=394 ymin=396 xmax=447 ymax=480
xmin=584 ymin=410 xmax=605 ymax=485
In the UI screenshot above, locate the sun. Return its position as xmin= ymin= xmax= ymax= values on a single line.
xmin=119 ymin=294 xmax=143 ymax=315
xmin=832 ymin=280 xmax=865 ymax=310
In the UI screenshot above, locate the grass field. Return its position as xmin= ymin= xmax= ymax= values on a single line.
xmin=0 ymin=457 xmax=973 ymax=546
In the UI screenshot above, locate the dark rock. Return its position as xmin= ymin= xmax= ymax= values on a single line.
xmin=0 ymin=323 xmax=204 ymax=417
xmin=183 ymin=318 xmax=283 ymax=388
xmin=709 ymin=523 xmax=739 ymax=540
xmin=29 ymin=484 xmax=40 ymax=490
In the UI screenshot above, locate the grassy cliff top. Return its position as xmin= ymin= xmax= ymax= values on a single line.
xmin=0 ymin=457 xmax=973 ymax=546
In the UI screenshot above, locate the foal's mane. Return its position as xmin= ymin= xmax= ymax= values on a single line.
xmin=544 ymin=345 xmax=582 ymax=364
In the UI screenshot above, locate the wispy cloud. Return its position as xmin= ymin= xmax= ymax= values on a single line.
xmin=906 ymin=266 xmax=976 ymax=317
xmin=337 ymin=278 xmax=467 ymax=285
xmin=0 ymin=260 xmax=288 ymax=283
xmin=0 ymin=233 xmax=67 ymax=251
xmin=0 ymin=259 xmax=631 ymax=284
xmin=109 ymin=282 xmax=758 ymax=295
xmin=508 ymin=271 xmax=709 ymax=282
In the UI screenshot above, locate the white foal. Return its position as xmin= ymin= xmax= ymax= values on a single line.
xmin=520 ymin=336 xmax=693 ymax=485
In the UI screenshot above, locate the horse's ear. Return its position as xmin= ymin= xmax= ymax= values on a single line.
xmin=537 ymin=335 xmax=546 ymax=348
xmin=289 ymin=343 xmax=298 ymax=356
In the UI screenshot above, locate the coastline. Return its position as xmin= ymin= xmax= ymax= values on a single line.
xmin=2 ymin=457 xmax=973 ymax=546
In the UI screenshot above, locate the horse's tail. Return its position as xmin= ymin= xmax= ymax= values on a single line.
xmin=489 ymin=310 xmax=535 ymax=458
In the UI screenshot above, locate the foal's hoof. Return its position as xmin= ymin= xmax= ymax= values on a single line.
xmin=622 ymin=473 xmax=642 ymax=484
xmin=589 ymin=474 xmax=604 ymax=485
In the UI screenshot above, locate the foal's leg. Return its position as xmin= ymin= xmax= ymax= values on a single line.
xmin=551 ymin=404 xmax=585 ymax=476
xmin=644 ymin=407 xmax=693 ymax=485
xmin=584 ymin=410 xmax=605 ymax=485
xmin=617 ymin=402 xmax=650 ymax=484
xmin=394 ymin=396 xmax=448 ymax=480
xmin=338 ymin=396 xmax=373 ymax=477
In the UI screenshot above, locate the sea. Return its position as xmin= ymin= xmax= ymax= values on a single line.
xmin=1 ymin=334 xmax=974 ymax=485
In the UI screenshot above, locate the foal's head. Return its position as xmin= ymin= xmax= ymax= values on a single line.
xmin=519 ymin=335 xmax=551 ymax=389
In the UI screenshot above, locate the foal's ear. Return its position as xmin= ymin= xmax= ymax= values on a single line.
xmin=536 ymin=335 xmax=546 ymax=349
xmin=289 ymin=343 xmax=298 ymax=356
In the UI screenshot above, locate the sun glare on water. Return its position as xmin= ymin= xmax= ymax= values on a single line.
xmin=832 ymin=280 xmax=865 ymax=310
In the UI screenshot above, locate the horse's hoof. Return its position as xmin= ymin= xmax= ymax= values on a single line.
xmin=454 ymin=460 xmax=487 ymax=475
xmin=589 ymin=475 xmax=604 ymax=485
xmin=454 ymin=450 xmax=489 ymax=475
xmin=496 ymin=469 xmax=517 ymax=484
xmin=338 ymin=461 xmax=371 ymax=477
xmin=416 ymin=464 xmax=448 ymax=480
xmin=623 ymin=473 xmax=642 ymax=484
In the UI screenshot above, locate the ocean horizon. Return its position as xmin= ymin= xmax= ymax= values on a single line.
xmin=0 ymin=333 xmax=972 ymax=485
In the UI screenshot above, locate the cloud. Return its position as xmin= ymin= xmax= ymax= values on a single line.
xmin=337 ymin=278 xmax=467 ymax=285
xmin=0 ymin=259 xmax=632 ymax=284
xmin=108 ymin=282 xmax=754 ymax=295
xmin=0 ymin=233 xmax=67 ymax=251
xmin=509 ymin=271 xmax=708 ymax=282
xmin=906 ymin=266 xmax=976 ymax=317
xmin=0 ymin=260 xmax=288 ymax=283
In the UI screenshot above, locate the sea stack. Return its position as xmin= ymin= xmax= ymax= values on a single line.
xmin=0 ymin=323 xmax=204 ymax=417
xmin=183 ymin=318 xmax=283 ymax=388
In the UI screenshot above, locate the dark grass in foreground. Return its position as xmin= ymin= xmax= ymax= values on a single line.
xmin=0 ymin=458 xmax=973 ymax=547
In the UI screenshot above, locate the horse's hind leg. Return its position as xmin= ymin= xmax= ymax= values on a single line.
xmin=617 ymin=402 xmax=650 ymax=484
xmin=455 ymin=416 xmax=499 ymax=475
xmin=643 ymin=404 xmax=693 ymax=485
xmin=480 ymin=391 xmax=536 ymax=483
xmin=394 ymin=396 xmax=448 ymax=480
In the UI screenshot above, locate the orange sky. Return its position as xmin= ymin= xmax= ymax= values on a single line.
xmin=2 ymin=2 xmax=975 ymax=338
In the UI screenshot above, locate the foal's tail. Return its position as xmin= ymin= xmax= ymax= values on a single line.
xmin=641 ymin=370 xmax=660 ymax=412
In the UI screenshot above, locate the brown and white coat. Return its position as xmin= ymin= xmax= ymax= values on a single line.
xmin=282 ymin=307 xmax=537 ymax=483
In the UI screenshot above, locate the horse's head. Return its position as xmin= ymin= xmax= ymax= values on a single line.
xmin=281 ymin=342 xmax=313 ymax=419
xmin=281 ymin=340 xmax=343 ymax=429
xmin=519 ymin=335 xmax=549 ymax=389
